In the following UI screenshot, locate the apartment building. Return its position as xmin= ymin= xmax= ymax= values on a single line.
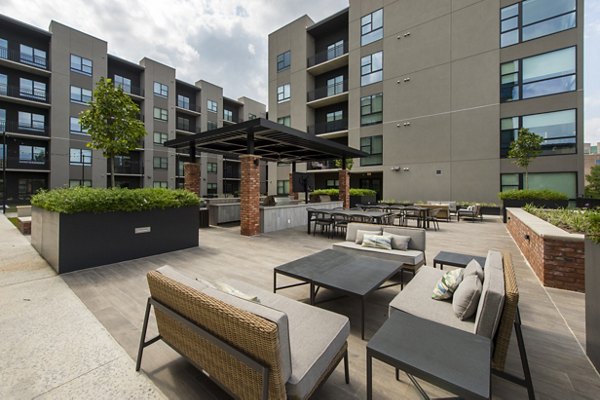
xmin=0 ymin=14 xmax=265 ymax=205
xmin=268 ymin=0 xmax=583 ymax=203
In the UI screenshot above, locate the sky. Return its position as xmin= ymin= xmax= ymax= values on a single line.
xmin=2 ymin=0 xmax=599 ymax=143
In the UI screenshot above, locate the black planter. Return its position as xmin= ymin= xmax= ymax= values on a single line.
xmin=502 ymin=199 xmax=569 ymax=223
xmin=586 ymin=238 xmax=600 ymax=372
xmin=350 ymin=195 xmax=376 ymax=208
xmin=32 ymin=206 xmax=199 ymax=273
xmin=480 ymin=206 xmax=501 ymax=216
xmin=576 ymin=197 xmax=600 ymax=209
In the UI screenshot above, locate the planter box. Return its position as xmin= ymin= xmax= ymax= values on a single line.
xmin=350 ymin=195 xmax=376 ymax=208
xmin=577 ymin=198 xmax=600 ymax=209
xmin=480 ymin=206 xmax=501 ymax=216
xmin=502 ymin=199 xmax=569 ymax=223
xmin=31 ymin=206 xmax=199 ymax=274
xmin=586 ymin=238 xmax=600 ymax=371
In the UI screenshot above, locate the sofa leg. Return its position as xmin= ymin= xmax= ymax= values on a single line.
xmin=344 ymin=349 xmax=350 ymax=384
xmin=136 ymin=298 xmax=162 ymax=372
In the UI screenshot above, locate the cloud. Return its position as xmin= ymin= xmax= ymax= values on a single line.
xmin=586 ymin=117 xmax=600 ymax=144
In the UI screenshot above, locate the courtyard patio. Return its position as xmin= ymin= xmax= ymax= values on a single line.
xmin=1 ymin=215 xmax=599 ymax=399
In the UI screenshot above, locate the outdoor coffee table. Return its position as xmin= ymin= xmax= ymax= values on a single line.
xmin=274 ymin=249 xmax=402 ymax=340
xmin=367 ymin=311 xmax=491 ymax=400
xmin=433 ymin=251 xmax=487 ymax=270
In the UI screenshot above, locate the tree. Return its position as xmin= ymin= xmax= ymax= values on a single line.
xmin=507 ymin=128 xmax=543 ymax=190
xmin=585 ymin=165 xmax=600 ymax=199
xmin=79 ymin=77 xmax=147 ymax=188
xmin=334 ymin=158 xmax=354 ymax=170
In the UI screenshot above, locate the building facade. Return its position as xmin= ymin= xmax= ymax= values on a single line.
xmin=0 ymin=14 xmax=265 ymax=205
xmin=268 ymin=0 xmax=583 ymax=202
xmin=584 ymin=142 xmax=600 ymax=179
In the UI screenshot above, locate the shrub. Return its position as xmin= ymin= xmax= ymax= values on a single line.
xmin=523 ymin=204 xmax=600 ymax=244
xmin=498 ymin=189 xmax=568 ymax=201
xmin=310 ymin=188 xmax=377 ymax=197
xmin=31 ymin=187 xmax=200 ymax=214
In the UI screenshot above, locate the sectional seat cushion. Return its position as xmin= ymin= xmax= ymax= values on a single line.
xmin=389 ymin=267 xmax=475 ymax=333
xmin=219 ymin=279 xmax=350 ymax=400
xmin=464 ymin=259 xmax=484 ymax=281
xmin=347 ymin=224 xmax=382 ymax=243
xmin=333 ymin=241 xmax=424 ymax=266
xmin=474 ymin=251 xmax=506 ymax=338
xmin=362 ymin=234 xmax=392 ymax=250
xmin=453 ymin=274 xmax=483 ymax=320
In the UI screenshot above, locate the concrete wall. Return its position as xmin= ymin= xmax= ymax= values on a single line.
xmin=260 ymin=201 xmax=342 ymax=233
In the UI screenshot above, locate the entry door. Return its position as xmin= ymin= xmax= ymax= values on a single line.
xmin=359 ymin=178 xmax=382 ymax=201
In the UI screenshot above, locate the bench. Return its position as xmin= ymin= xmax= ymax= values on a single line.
xmin=137 ymin=266 xmax=350 ymax=400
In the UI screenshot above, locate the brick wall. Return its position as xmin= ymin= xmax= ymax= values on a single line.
xmin=289 ymin=172 xmax=298 ymax=200
xmin=240 ymin=155 xmax=261 ymax=236
xmin=339 ymin=169 xmax=350 ymax=209
xmin=507 ymin=209 xmax=585 ymax=292
xmin=183 ymin=162 xmax=200 ymax=196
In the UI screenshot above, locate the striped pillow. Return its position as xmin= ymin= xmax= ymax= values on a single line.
xmin=432 ymin=268 xmax=464 ymax=300
xmin=361 ymin=234 xmax=392 ymax=250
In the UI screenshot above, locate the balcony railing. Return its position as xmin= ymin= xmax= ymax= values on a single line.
xmin=117 ymin=84 xmax=144 ymax=97
xmin=223 ymin=169 xmax=241 ymax=179
xmin=307 ymin=41 xmax=349 ymax=68
xmin=0 ymin=48 xmax=49 ymax=70
xmin=0 ymin=120 xmax=50 ymax=136
xmin=177 ymin=103 xmax=202 ymax=113
xmin=307 ymin=118 xmax=348 ymax=135
xmin=0 ymin=83 xmax=49 ymax=103
xmin=109 ymin=160 xmax=144 ymax=175
xmin=307 ymin=159 xmax=338 ymax=170
xmin=0 ymin=155 xmax=49 ymax=170
xmin=307 ymin=80 xmax=348 ymax=102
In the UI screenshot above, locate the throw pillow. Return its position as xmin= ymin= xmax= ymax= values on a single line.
xmin=432 ymin=268 xmax=464 ymax=300
xmin=382 ymin=233 xmax=411 ymax=251
xmin=355 ymin=229 xmax=380 ymax=244
xmin=464 ymin=259 xmax=484 ymax=282
xmin=361 ymin=234 xmax=392 ymax=250
xmin=452 ymin=274 xmax=483 ymax=320
xmin=214 ymin=282 xmax=260 ymax=303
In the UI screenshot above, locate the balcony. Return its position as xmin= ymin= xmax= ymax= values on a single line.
xmin=307 ymin=80 xmax=348 ymax=108
xmin=307 ymin=118 xmax=348 ymax=136
xmin=0 ymin=83 xmax=50 ymax=107
xmin=1 ymin=154 xmax=50 ymax=171
xmin=117 ymin=84 xmax=144 ymax=99
xmin=176 ymin=122 xmax=201 ymax=134
xmin=223 ymin=117 xmax=240 ymax=125
xmin=1 ymin=120 xmax=50 ymax=138
xmin=307 ymin=159 xmax=338 ymax=171
xmin=109 ymin=160 xmax=144 ymax=175
xmin=176 ymin=103 xmax=201 ymax=116
xmin=0 ymin=48 xmax=51 ymax=76
xmin=307 ymin=42 xmax=349 ymax=76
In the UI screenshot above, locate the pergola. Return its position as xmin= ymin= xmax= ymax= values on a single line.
xmin=164 ymin=118 xmax=368 ymax=236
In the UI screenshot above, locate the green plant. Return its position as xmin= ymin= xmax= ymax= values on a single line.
xmin=523 ymin=204 xmax=600 ymax=244
xmin=585 ymin=165 xmax=600 ymax=199
xmin=498 ymin=189 xmax=568 ymax=201
xmin=507 ymin=128 xmax=543 ymax=189
xmin=334 ymin=158 xmax=354 ymax=170
xmin=310 ymin=188 xmax=377 ymax=197
xmin=79 ymin=77 xmax=147 ymax=188
xmin=31 ymin=187 xmax=200 ymax=214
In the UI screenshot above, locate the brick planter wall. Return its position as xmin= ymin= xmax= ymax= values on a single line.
xmin=506 ymin=208 xmax=585 ymax=292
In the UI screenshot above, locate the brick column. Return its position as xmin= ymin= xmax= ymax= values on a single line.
xmin=288 ymin=173 xmax=298 ymax=199
xmin=240 ymin=155 xmax=261 ymax=236
xmin=339 ymin=169 xmax=350 ymax=209
xmin=184 ymin=162 xmax=200 ymax=196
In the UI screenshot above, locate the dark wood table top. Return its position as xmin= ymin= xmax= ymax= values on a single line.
xmin=433 ymin=251 xmax=487 ymax=268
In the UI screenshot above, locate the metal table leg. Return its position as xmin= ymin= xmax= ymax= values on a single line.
xmin=366 ymin=349 xmax=373 ymax=400
xmin=361 ymin=297 xmax=366 ymax=340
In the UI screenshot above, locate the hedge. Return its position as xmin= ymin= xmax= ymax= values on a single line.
xmin=498 ymin=189 xmax=568 ymax=201
xmin=311 ymin=188 xmax=376 ymax=197
xmin=31 ymin=187 xmax=200 ymax=214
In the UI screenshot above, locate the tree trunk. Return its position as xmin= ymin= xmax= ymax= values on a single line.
xmin=524 ymin=167 xmax=528 ymax=190
xmin=110 ymin=156 xmax=115 ymax=188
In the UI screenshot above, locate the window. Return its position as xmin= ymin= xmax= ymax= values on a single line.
xmin=224 ymin=109 xmax=233 ymax=122
xmin=500 ymin=173 xmax=520 ymax=192
xmin=70 ymin=86 xmax=92 ymax=103
xmin=69 ymin=179 xmax=92 ymax=188
xmin=154 ymin=132 xmax=168 ymax=144
xmin=177 ymin=160 xmax=185 ymax=176
xmin=207 ymin=121 xmax=217 ymax=131
xmin=19 ymin=78 xmax=46 ymax=101
xmin=154 ymin=107 xmax=168 ymax=121
xmin=0 ymin=38 xmax=7 ymax=59
xmin=19 ymin=145 xmax=46 ymax=164
xmin=361 ymin=52 xmax=383 ymax=86
xmin=248 ymin=113 xmax=257 ymax=120
xmin=327 ymin=110 xmax=343 ymax=123
xmin=277 ymin=180 xmax=289 ymax=195
xmin=360 ymin=136 xmax=383 ymax=166
xmin=153 ymin=181 xmax=168 ymax=188
xmin=70 ymin=117 xmax=88 ymax=134
xmin=18 ymin=112 xmax=45 ymax=131
xmin=69 ymin=148 xmax=92 ymax=166
xmin=500 ymin=109 xmax=576 ymax=157
xmin=207 ymin=100 xmax=218 ymax=113
xmin=153 ymin=82 xmax=168 ymax=97
xmin=277 ymin=116 xmax=291 ymax=127
xmin=361 ymin=9 xmax=383 ymax=46
xmin=500 ymin=0 xmax=576 ymax=48
xmin=326 ymin=110 xmax=344 ymax=131
xmin=153 ymin=156 xmax=168 ymax=169
xmin=70 ymin=54 xmax=93 ymax=75
xmin=277 ymin=50 xmax=291 ymax=71
xmin=501 ymin=172 xmax=576 ymax=198
xmin=500 ymin=47 xmax=576 ymax=102
xmin=0 ymin=108 xmax=5 ymax=131
xmin=277 ymin=84 xmax=290 ymax=103
xmin=177 ymin=94 xmax=190 ymax=109
xmin=327 ymin=76 xmax=344 ymax=96
xmin=114 ymin=75 xmax=131 ymax=93
xmin=326 ymin=179 xmax=339 ymax=188
xmin=327 ymin=40 xmax=344 ymax=60
xmin=361 ymin=93 xmax=383 ymax=126
xmin=18 ymin=178 xmax=46 ymax=200
xmin=177 ymin=116 xmax=190 ymax=131
xmin=20 ymin=44 xmax=46 ymax=68
xmin=207 ymin=183 xmax=217 ymax=195
xmin=0 ymin=144 xmax=4 ymax=168
xmin=0 ymin=74 xmax=6 ymax=96
xmin=207 ymin=162 xmax=217 ymax=173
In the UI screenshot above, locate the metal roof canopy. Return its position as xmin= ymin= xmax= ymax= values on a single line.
xmin=163 ymin=118 xmax=368 ymax=162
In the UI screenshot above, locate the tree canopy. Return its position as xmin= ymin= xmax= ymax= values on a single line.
xmin=507 ymin=128 xmax=543 ymax=189
xmin=585 ymin=165 xmax=600 ymax=199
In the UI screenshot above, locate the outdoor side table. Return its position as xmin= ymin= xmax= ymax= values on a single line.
xmin=367 ymin=312 xmax=491 ymax=400
xmin=433 ymin=251 xmax=487 ymax=270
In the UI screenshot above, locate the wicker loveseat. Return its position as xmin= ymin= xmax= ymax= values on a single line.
xmin=136 ymin=266 xmax=350 ymax=400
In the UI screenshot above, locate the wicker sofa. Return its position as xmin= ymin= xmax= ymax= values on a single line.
xmin=136 ymin=266 xmax=350 ymax=400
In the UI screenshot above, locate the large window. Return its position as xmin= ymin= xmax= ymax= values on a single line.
xmin=207 ymin=162 xmax=217 ymax=173
xmin=153 ymin=181 xmax=168 ymax=188
xmin=69 ymin=148 xmax=92 ymax=166
xmin=360 ymin=136 xmax=383 ymax=166
xmin=360 ymin=93 xmax=383 ymax=126
xmin=277 ymin=116 xmax=291 ymax=127
xmin=70 ymin=117 xmax=88 ymax=134
xmin=177 ymin=94 xmax=190 ymax=109
xmin=154 ymin=132 xmax=168 ymax=144
xmin=0 ymin=74 xmax=6 ymax=96
xmin=0 ymin=108 xmax=5 ymax=131
xmin=277 ymin=84 xmax=291 ymax=103
xmin=177 ymin=116 xmax=190 ymax=131
xmin=114 ymin=75 xmax=131 ymax=93
xmin=501 ymin=109 xmax=576 ymax=158
xmin=70 ymin=86 xmax=92 ymax=103
xmin=327 ymin=76 xmax=344 ymax=96
xmin=153 ymin=82 xmax=168 ymax=97
xmin=277 ymin=50 xmax=291 ymax=71
xmin=19 ymin=145 xmax=46 ymax=164
xmin=153 ymin=156 xmax=168 ymax=169
xmin=500 ymin=47 xmax=576 ymax=102
xmin=501 ymin=172 xmax=576 ymax=199
xmin=361 ymin=52 xmax=383 ymax=86
xmin=0 ymin=38 xmax=7 ymax=59
xmin=69 ymin=179 xmax=92 ymax=188
xmin=20 ymin=44 xmax=46 ymax=68
xmin=154 ymin=107 xmax=168 ymax=121
xmin=327 ymin=40 xmax=344 ymax=60
xmin=70 ymin=54 xmax=93 ymax=75
xmin=207 ymin=182 xmax=217 ymax=195
xmin=18 ymin=112 xmax=45 ymax=131
xmin=207 ymin=100 xmax=218 ymax=113
xmin=18 ymin=178 xmax=46 ymax=200
xmin=277 ymin=180 xmax=289 ymax=195
xmin=326 ymin=110 xmax=344 ymax=132
xmin=361 ymin=9 xmax=383 ymax=46
xmin=19 ymin=78 xmax=46 ymax=101
xmin=207 ymin=121 xmax=217 ymax=130
xmin=500 ymin=0 xmax=576 ymax=48
xmin=224 ymin=109 xmax=233 ymax=122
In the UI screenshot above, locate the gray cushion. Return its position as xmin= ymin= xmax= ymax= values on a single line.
xmin=383 ymin=233 xmax=410 ymax=251
xmin=464 ymin=259 xmax=484 ymax=281
xmin=156 ymin=265 xmax=209 ymax=292
xmin=389 ymin=266 xmax=475 ymax=333
xmin=474 ymin=251 xmax=505 ymax=338
xmin=453 ymin=274 xmax=483 ymax=320
xmin=332 ymin=241 xmax=424 ymax=266
xmin=219 ymin=279 xmax=350 ymax=400
xmin=346 ymin=223 xmax=382 ymax=242
xmin=382 ymin=226 xmax=426 ymax=251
